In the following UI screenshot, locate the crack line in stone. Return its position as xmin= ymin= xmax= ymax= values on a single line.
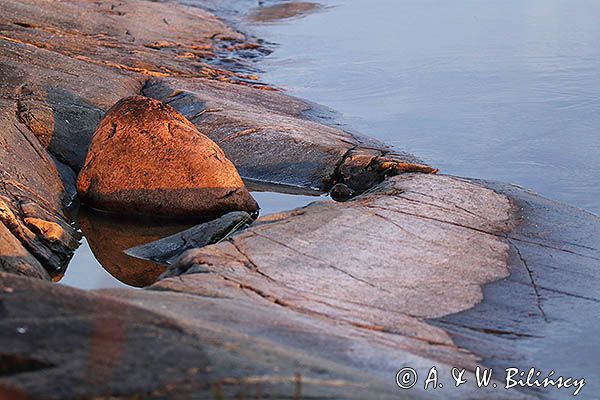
xmin=248 ymin=230 xmax=393 ymax=295
xmin=510 ymin=240 xmax=549 ymax=323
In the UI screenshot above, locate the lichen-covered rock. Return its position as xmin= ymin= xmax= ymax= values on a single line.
xmin=76 ymin=96 xmax=258 ymax=217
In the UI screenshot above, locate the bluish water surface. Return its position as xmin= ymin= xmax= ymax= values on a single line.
xmin=249 ymin=0 xmax=600 ymax=215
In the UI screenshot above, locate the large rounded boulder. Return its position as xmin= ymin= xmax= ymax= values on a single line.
xmin=77 ymin=96 xmax=258 ymax=216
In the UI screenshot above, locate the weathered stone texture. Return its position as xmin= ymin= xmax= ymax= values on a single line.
xmin=159 ymin=174 xmax=515 ymax=368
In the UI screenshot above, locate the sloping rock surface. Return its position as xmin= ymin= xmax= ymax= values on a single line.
xmin=159 ymin=173 xmax=516 ymax=370
xmin=0 ymin=272 xmax=408 ymax=400
xmin=144 ymin=77 xmax=436 ymax=194
xmin=434 ymin=179 xmax=600 ymax=397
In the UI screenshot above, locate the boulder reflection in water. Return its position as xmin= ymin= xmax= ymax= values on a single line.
xmin=72 ymin=208 xmax=201 ymax=287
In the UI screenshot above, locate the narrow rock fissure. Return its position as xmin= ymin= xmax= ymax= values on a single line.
xmin=510 ymin=241 xmax=549 ymax=323
xmin=246 ymin=230 xmax=391 ymax=294
xmin=436 ymin=319 xmax=543 ymax=339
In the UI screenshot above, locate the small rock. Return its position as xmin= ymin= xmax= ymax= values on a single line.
xmin=76 ymin=96 xmax=258 ymax=216
xmin=330 ymin=183 xmax=353 ymax=202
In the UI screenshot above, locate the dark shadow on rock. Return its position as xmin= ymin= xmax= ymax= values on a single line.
xmin=244 ymin=178 xmax=322 ymax=196
xmin=46 ymin=86 xmax=104 ymax=172
xmin=16 ymin=85 xmax=103 ymax=174
xmin=0 ymin=273 xmax=219 ymax=399
xmin=248 ymin=2 xmax=323 ymax=23
xmin=79 ymin=187 xmax=259 ymax=218
xmin=73 ymin=207 xmax=204 ymax=287
xmin=0 ymin=353 xmax=55 ymax=377
xmin=126 ymin=211 xmax=253 ymax=266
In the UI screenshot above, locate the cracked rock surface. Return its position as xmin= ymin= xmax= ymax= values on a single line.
xmin=159 ymin=174 xmax=515 ymax=370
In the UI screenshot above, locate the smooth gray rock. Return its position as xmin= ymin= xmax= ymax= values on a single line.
xmin=433 ymin=179 xmax=600 ymax=398
xmin=126 ymin=211 xmax=253 ymax=266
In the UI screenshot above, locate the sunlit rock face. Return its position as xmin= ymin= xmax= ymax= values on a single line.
xmin=76 ymin=96 xmax=258 ymax=217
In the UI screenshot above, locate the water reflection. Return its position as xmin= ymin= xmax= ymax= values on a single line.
xmin=60 ymin=208 xmax=198 ymax=288
xmin=59 ymin=191 xmax=325 ymax=290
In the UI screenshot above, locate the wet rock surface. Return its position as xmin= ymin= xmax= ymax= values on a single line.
xmin=247 ymin=2 xmax=323 ymax=23
xmin=77 ymin=96 xmax=258 ymax=216
xmin=433 ymin=180 xmax=600 ymax=396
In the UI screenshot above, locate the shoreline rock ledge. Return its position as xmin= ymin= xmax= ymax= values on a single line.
xmin=76 ymin=96 xmax=258 ymax=217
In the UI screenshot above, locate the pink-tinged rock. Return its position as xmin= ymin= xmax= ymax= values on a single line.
xmin=77 ymin=96 xmax=258 ymax=217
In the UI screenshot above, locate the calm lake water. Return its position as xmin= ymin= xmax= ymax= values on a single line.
xmin=62 ymin=0 xmax=600 ymax=289
xmin=250 ymin=0 xmax=600 ymax=215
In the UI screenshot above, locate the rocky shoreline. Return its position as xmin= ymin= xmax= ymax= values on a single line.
xmin=1 ymin=0 xmax=598 ymax=398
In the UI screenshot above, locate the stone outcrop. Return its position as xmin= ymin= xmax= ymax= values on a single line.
xmin=1 ymin=273 xmax=400 ymax=400
xmin=0 ymin=0 xmax=270 ymax=276
xmin=116 ymin=172 xmax=600 ymax=398
xmin=160 ymin=173 xmax=516 ymax=370
xmin=0 ymin=100 xmax=81 ymax=277
xmin=0 ymin=0 xmax=432 ymax=275
xmin=76 ymin=96 xmax=258 ymax=216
